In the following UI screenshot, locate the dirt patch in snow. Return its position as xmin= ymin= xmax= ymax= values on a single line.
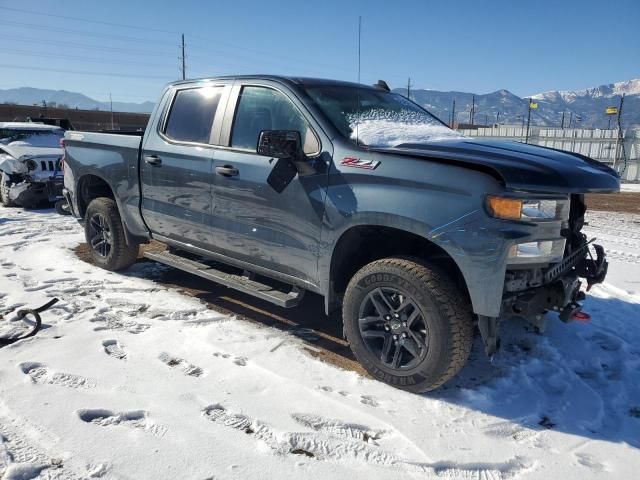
xmin=586 ymin=192 xmax=640 ymax=214
xmin=73 ymin=242 xmax=366 ymax=376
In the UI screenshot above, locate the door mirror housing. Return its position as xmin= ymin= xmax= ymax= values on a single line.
xmin=257 ymin=130 xmax=303 ymax=160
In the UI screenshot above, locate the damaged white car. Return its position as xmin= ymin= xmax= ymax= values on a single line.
xmin=0 ymin=122 xmax=65 ymax=209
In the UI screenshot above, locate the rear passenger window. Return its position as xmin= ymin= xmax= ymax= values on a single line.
xmin=164 ymin=86 xmax=223 ymax=144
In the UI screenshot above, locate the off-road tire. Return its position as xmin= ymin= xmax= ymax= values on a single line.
xmin=343 ymin=257 xmax=474 ymax=393
xmin=0 ymin=178 xmax=17 ymax=207
xmin=84 ymin=197 xmax=139 ymax=271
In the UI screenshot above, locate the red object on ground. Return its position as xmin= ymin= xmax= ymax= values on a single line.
xmin=572 ymin=311 xmax=592 ymax=322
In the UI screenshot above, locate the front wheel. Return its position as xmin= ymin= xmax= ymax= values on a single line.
xmin=55 ymin=199 xmax=71 ymax=215
xmin=0 ymin=175 xmax=16 ymax=207
xmin=84 ymin=197 xmax=139 ymax=271
xmin=343 ymin=258 xmax=474 ymax=393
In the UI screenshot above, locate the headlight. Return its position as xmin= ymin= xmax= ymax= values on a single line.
xmin=487 ymin=196 xmax=569 ymax=222
xmin=26 ymin=159 xmax=38 ymax=171
xmin=508 ymin=239 xmax=566 ymax=264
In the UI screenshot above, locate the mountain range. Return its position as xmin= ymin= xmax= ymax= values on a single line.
xmin=398 ymin=79 xmax=640 ymax=129
xmin=1 ymin=79 xmax=639 ymax=129
xmin=0 ymin=87 xmax=155 ymax=114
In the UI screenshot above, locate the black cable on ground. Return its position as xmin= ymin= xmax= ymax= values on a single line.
xmin=0 ymin=298 xmax=59 ymax=346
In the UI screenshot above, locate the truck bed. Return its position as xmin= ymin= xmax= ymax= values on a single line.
xmin=64 ymin=131 xmax=147 ymax=239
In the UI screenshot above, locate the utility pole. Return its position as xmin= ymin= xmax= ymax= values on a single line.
xmin=180 ymin=33 xmax=186 ymax=80
xmin=560 ymin=111 xmax=565 ymax=129
xmin=469 ymin=94 xmax=475 ymax=126
xmin=525 ymin=98 xmax=533 ymax=144
xmin=42 ymin=100 xmax=47 ymax=116
xmin=484 ymin=113 xmax=488 ymax=126
xmin=109 ymin=92 xmax=114 ymax=130
xmin=406 ymin=77 xmax=411 ymax=99
xmin=450 ymin=99 xmax=456 ymax=128
xmin=496 ymin=111 xmax=500 ymax=125
xmin=613 ymin=94 xmax=626 ymax=172
xmin=568 ymin=112 xmax=573 ymax=129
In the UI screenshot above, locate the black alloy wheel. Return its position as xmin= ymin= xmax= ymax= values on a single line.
xmin=358 ymin=287 xmax=429 ymax=370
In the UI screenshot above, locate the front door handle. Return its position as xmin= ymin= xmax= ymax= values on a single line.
xmin=215 ymin=165 xmax=239 ymax=177
xmin=144 ymin=155 xmax=162 ymax=166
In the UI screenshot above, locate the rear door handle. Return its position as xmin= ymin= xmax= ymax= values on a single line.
xmin=144 ymin=155 xmax=162 ymax=166
xmin=215 ymin=165 xmax=239 ymax=177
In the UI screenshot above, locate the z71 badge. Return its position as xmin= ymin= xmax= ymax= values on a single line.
xmin=340 ymin=157 xmax=381 ymax=170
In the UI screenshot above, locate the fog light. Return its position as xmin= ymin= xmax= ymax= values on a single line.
xmin=508 ymin=239 xmax=566 ymax=264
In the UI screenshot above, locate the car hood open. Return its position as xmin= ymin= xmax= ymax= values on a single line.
xmin=373 ymin=138 xmax=620 ymax=194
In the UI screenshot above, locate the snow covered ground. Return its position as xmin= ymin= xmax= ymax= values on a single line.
xmin=620 ymin=182 xmax=640 ymax=193
xmin=1 ymin=206 xmax=639 ymax=480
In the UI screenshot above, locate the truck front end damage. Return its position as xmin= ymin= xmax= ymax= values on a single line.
xmin=480 ymin=194 xmax=608 ymax=355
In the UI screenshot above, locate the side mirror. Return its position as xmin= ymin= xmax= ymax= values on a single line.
xmin=257 ymin=130 xmax=303 ymax=160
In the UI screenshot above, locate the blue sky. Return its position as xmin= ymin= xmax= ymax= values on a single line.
xmin=0 ymin=0 xmax=638 ymax=104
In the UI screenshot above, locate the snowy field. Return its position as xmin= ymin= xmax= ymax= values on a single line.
xmin=1 ymin=206 xmax=639 ymax=480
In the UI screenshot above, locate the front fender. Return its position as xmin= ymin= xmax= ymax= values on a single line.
xmin=320 ymin=153 xmax=515 ymax=317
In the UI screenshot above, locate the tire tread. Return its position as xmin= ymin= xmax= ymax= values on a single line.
xmin=85 ymin=197 xmax=138 ymax=271
xmin=344 ymin=257 xmax=474 ymax=392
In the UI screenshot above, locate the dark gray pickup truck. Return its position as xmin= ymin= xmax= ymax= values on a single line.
xmin=63 ymin=76 xmax=618 ymax=392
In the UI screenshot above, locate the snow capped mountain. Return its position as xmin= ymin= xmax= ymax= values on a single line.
xmin=532 ymin=79 xmax=640 ymax=101
xmin=398 ymin=78 xmax=640 ymax=129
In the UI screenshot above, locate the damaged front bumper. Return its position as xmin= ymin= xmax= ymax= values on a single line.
xmin=479 ymin=239 xmax=608 ymax=355
xmin=3 ymin=173 xmax=64 ymax=207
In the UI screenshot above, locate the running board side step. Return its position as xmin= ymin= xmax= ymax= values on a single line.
xmin=143 ymin=250 xmax=304 ymax=308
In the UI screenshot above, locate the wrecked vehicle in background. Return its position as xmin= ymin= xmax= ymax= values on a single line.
xmin=0 ymin=122 xmax=65 ymax=209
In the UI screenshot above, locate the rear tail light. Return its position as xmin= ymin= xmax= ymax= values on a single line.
xmin=59 ymin=138 xmax=65 ymax=172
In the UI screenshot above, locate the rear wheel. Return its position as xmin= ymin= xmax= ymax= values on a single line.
xmin=84 ymin=197 xmax=139 ymax=271
xmin=343 ymin=257 xmax=474 ymax=392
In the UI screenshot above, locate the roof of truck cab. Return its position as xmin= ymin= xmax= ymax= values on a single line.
xmin=168 ymin=75 xmax=379 ymax=90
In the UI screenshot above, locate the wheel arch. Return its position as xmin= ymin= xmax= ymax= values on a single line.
xmin=325 ymin=223 xmax=471 ymax=316
xmin=76 ymin=173 xmax=144 ymax=246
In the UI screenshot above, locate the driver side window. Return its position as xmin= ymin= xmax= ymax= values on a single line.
xmin=230 ymin=86 xmax=320 ymax=155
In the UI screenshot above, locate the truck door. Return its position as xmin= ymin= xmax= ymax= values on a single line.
xmin=140 ymin=84 xmax=230 ymax=249
xmin=210 ymin=82 xmax=330 ymax=287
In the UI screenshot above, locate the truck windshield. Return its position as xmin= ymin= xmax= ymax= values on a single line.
xmin=302 ymin=85 xmax=462 ymax=148
xmin=0 ymin=129 xmax=64 ymax=147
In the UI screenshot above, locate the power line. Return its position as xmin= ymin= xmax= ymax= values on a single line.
xmin=5 ymin=6 xmax=353 ymax=77
xmin=7 ymin=49 xmax=174 ymax=69
xmin=0 ymin=63 xmax=174 ymax=80
xmin=2 ymin=20 xmax=177 ymax=47
xmin=0 ymin=33 xmax=172 ymax=57
xmin=0 ymin=6 xmax=178 ymax=34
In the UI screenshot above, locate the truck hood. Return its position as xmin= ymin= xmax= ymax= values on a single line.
xmin=0 ymin=145 xmax=63 ymax=160
xmin=374 ymin=138 xmax=620 ymax=194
